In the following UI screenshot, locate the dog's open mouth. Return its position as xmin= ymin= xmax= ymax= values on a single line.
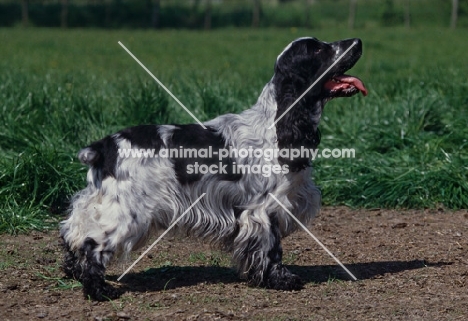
xmin=324 ymin=74 xmax=368 ymax=97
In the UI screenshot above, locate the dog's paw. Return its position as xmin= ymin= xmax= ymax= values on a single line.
xmin=265 ymin=263 xmax=304 ymax=291
xmin=83 ymin=282 xmax=121 ymax=301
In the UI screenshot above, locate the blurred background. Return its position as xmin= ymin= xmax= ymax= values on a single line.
xmin=2 ymin=0 xmax=467 ymax=29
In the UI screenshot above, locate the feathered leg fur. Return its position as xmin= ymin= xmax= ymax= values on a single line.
xmin=232 ymin=208 xmax=303 ymax=290
xmin=60 ymin=178 xmax=158 ymax=301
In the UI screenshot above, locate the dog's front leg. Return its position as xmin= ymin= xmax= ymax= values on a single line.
xmin=233 ymin=211 xmax=303 ymax=290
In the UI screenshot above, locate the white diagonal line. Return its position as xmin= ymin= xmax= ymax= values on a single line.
xmin=268 ymin=193 xmax=357 ymax=281
xmin=118 ymin=41 xmax=207 ymax=129
xmin=117 ymin=193 xmax=206 ymax=281
xmin=268 ymin=42 xmax=357 ymax=129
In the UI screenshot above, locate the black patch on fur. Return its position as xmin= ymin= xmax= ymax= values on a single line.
xmin=118 ymin=125 xmax=164 ymax=150
xmin=82 ymin=125 xmax=164 ymax=181
xmin=169 ymin=124 xmax=242 ymax=184
xmin=264 ymin=215 xmax=303 ymax=290
xmin=266 ymin=215 xmax=283 ymax=263
xmin=79 ymin=238 xmax=120 ymax=301
xmin=62 ymin=238 xmax=82 ymax=280
xmin=85 ymin=136 xmax=119 ymax=179
xmin=62 ymin=237 xmax=119 ymax=300
xmin=273 ymin=39 xmax=327 ymax=171
xmin=233 ymin=206 xmax=244 ymax=219
xmin=265 ymin=263 xmax=304 ymax=290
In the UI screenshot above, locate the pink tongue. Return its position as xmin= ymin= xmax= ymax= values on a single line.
xmin=334 ymin=75 xmax=368 ymax=96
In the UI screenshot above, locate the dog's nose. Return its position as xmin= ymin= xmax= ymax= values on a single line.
xmin=340 ymin=38 xmax=362 ymax=55
xmin=352 ymin=38 xmax=362 ymax=52
xmin=342 ymin=38 xmax=362 ymax=51
xmin=331 ymin=38 xmax=362 ymax=55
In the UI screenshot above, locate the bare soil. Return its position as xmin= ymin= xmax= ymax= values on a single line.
xmin=1 ymin=207 xmax=467 ymax=321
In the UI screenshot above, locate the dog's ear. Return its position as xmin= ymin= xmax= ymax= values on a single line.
xmin=275 ymin=38 xmax=323 ymax=77
xmin=275 ymin=41 xmax=308 ymax=75
xmin=274 ymin=39 xmax=325 ymax=100
xmin=273 ymin=38 xmax=326 ymax=171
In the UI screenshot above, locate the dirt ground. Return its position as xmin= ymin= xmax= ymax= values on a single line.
xmin=1 ymin=207 xmax=467 ymax=321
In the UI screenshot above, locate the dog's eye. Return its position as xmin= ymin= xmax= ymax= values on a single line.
xmin=308 ymin=47 xmax=322 ymax=55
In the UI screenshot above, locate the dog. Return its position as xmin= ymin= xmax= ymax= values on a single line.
xmin=60 ymin=37 xmax=367 ymax=300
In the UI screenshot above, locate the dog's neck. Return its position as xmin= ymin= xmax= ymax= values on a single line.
xmin=271 ymin=79 xmax=323 ymax=171
xmin=243 ymin=81 xmax=323 ymax=172
xmin=208 ymin=81 xmax=322 ymax=172
xmin=206 ymin=83 xmax=278 ymax=151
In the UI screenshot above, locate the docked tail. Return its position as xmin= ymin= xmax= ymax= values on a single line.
xmin=77 ymin=135 xmax=118 ymax=179
xmin=78 ymin=147 xmax=100 ymax=166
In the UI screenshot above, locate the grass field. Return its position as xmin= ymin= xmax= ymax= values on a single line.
xmin=0 ymin=27 xmax=467 ymax=233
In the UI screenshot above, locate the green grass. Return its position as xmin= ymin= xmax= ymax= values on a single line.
xmin=0 ymin=27 xmax=467 ymax=233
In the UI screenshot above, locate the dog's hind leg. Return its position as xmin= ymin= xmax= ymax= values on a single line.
xmin=61 ymin=237 xmax=116 ymax=302
xmin=61 ymin=233 xmax=117 ymax=302
xmin=61 ymin=238 xmax=82 ymax=280
xmin=60 ymin=180 xmax=155 ymax=301
xmin=233 ymin=210 xmax=303 ymax=291
xmin=77 ymin=237 xmax=119 ymax=301
xmin=60 ymin=186 xmax=121 ymax=300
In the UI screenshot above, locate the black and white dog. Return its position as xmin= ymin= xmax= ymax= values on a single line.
xmin=61 ymin=37 xmax=367 ymax=300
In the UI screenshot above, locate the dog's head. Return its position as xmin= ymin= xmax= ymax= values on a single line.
xmin=274 ymin=37 xmax=367 ymax=102
xmin=272 ymin=37 xmax=367 ymax=171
